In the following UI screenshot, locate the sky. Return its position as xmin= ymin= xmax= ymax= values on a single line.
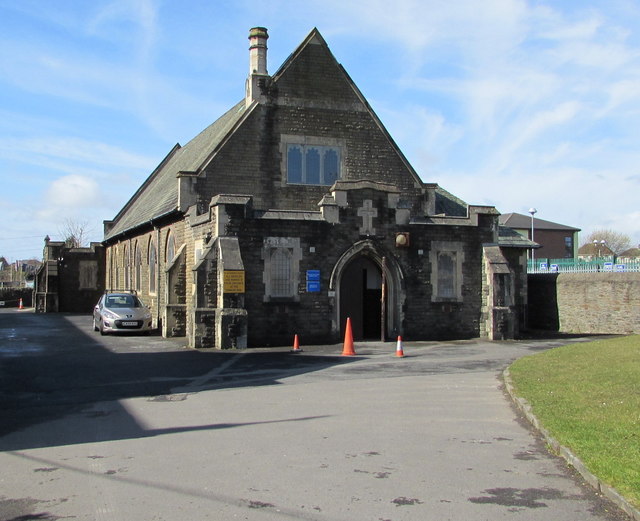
xmin=1 ymin=0 xmax=639 ymax=261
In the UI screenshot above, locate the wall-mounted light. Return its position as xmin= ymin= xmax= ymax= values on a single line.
xmin=395 ymin=232 xmax=410 ymax=248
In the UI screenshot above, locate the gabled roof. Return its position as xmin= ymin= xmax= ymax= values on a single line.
xmin=104 ymin=28 xmax=470 ymax=241
xmin=273 ymin=28 xmax=426 ymax=191
xmin=105 ymin=101 xmax=248 ymax=241
xmin=499 ymin=212 xmax=580 ymax=232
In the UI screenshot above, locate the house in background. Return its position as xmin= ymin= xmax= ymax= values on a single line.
xmin=618 ymin=246 xmax=640 ymax=262
xmin=499 ymin=213 xmax=580 ymax=259
xmin=577 ymin=241 xmax=615 ymax=262
xmin=102 ymin=27 xmax=534 ymax=348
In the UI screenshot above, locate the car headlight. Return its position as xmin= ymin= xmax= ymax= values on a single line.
xmin=142 ymin=311 xmax=152 ymax=320
xmin=103 ymin=309 xmax=119 ymax=320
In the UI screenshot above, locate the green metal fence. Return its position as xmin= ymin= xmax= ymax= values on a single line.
xmin=528 ymin=258 xmax=640 ymax=274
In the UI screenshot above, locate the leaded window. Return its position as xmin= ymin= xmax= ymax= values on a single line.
xmin=437 ymin=252 xmax=456 ymax=299
xmin=287 ymin=144 xmax=341 ymax=185
xmin=270 ymin=249 xmax=293 ymax=297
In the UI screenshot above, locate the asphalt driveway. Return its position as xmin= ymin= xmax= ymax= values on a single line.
xmin=0 ymin=310 xmax=631 ymax=520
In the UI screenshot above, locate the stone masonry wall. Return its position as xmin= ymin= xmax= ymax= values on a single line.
xmin=528 ymin=273 xmax=640 ymax=334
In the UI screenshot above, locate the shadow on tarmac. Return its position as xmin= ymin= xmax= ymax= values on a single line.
xmin=0 ymin=311 xmax=355 ymax=451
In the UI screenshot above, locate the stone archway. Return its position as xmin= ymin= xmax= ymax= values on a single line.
xmin=330 ymin=240 xmax=404 ymax=341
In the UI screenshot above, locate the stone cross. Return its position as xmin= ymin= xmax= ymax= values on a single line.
xmin=357 ymin=199 xmax=378 ymax=235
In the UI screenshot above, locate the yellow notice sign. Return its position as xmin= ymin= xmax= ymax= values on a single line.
xmin=224 ymin=270 xmax=245 ymax=293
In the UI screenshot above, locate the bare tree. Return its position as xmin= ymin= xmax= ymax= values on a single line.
xmin=581 ymin=229 xmax=631 ymax=255
xmin=58 ymin=219 xmax=92 ymax=248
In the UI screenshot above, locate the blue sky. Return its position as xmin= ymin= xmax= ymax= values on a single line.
xmin=1 ymin=0 xmax=639 ymax=261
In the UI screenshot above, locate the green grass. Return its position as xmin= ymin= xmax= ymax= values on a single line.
xmin=509 ymin=335 xmax=640 ymax=508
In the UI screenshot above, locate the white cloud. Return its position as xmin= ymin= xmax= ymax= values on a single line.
xmin=44 ymin=175 xmax=101 ymax=209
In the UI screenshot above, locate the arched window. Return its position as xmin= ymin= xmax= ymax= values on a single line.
xmin=166 ymin=231 xmax=176 ymax=264
xmin=149 ymin=239 xmax=157 ymax=294
xmin=134 ymin=243 xmax=142 ymax=292
xmin=123 ymin=244 xmax=130 ymax=290
xmin=113 ymin=246 xmax=119 ymax=290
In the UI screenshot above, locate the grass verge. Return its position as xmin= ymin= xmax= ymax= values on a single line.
xmin=508 ymin=335 xmax=640 ymax=508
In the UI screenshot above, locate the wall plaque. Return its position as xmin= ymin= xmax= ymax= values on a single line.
xmin=224 ymin=270 xmax=245 ymax=293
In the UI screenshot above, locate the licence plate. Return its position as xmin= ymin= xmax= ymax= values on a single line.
xmin=122 ymin=321 xmax=138 ymax=326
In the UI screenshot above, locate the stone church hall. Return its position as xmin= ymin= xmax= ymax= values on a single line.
xmin=102 ymin=27 xmax=533 ymax=349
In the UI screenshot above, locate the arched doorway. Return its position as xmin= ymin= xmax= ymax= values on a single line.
xmin=340 ymin=256 xmax=384 ymax=340
xmin=331 ymin=240 xmax=404 ymax=342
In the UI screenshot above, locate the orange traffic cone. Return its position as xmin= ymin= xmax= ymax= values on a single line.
xmin=291 ymin=334 xmax=302 ymax=353
xmin=342 ymin=317 xmax=356 ymax=356
xmin=395 ymin=335 xmax=405 ymax=357
xmin=18 ymin=298 xmax=23 ymax=310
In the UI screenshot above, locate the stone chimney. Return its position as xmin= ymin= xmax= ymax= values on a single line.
xmin=246 ymin=27 xmax=269 ymax=107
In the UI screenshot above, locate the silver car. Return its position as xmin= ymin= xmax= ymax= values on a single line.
xmin=93 ymin=292 xmax=153 ymax=335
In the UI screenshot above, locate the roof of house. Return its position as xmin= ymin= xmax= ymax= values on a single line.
xmin=499 ymin=212 xmax=580 ymax=232
xmin=577 ymin=242 xmax=614 ymax=256
xmin=618 ymin=246 xmax=640 ymax=258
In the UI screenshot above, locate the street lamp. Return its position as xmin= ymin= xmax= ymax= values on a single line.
xmin=529 ymin=208 xmax=537 ymax=263
xmin=593 ymin=239 xmax=606 ymax=258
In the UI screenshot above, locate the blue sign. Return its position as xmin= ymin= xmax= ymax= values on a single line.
xmin=307 ymin=281 xmax=320 ymax=292
xmin=604 ymin=262 xmax=613 ymax=272
xmin=615 ymin=264 xmax=625 ymax=272
xmin=550 ymin=264 xmax=559 ymax=272
xmin=306 ymin=270 xmax=320 ymax=281
xmin=539 ymin=262 xmax=548 ymax=271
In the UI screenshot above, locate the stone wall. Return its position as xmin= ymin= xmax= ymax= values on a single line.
xmin=528 ymin=273 xmax=640 ymax=334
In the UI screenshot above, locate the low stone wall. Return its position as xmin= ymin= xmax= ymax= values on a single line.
xmin=0 ymin=288 xmax=32 ymax=308
xmin=528 ymin=273 xmax=640 ymax=334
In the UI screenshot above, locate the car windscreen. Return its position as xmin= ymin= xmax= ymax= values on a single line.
xmin=105 ymin=295 xmax=142 ymax=308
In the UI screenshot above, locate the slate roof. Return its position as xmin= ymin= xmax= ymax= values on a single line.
xmin=105 ymin=101 xmax=248 ymax=241
xmin=498 ymin=225 xmax=538 ymax=248
xmin=499 ymin=212 xmax=580 ymax=232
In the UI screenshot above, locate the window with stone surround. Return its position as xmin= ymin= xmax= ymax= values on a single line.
xmin=281 ymin=135 xmax=343 ymax=186
xmin=430 ymin=241 xmax=464 ymax=302
xmin=262 ymin=237 xmax=302 ymax=301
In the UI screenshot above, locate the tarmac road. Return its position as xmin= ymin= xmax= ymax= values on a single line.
xmin=0 ymin=310 xmax=632 ymax=520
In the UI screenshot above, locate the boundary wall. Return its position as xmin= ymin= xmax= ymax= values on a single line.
xmin=528 ymin=273 xmax=640 ymax=334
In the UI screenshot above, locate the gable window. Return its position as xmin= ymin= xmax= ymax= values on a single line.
xmin=283 ymin=136 xmax=342 ymax=186
xmin=287 ymin=144 xmax=340 ymax=185
xmin=262 ymin=237 xmax=302 ymax=301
